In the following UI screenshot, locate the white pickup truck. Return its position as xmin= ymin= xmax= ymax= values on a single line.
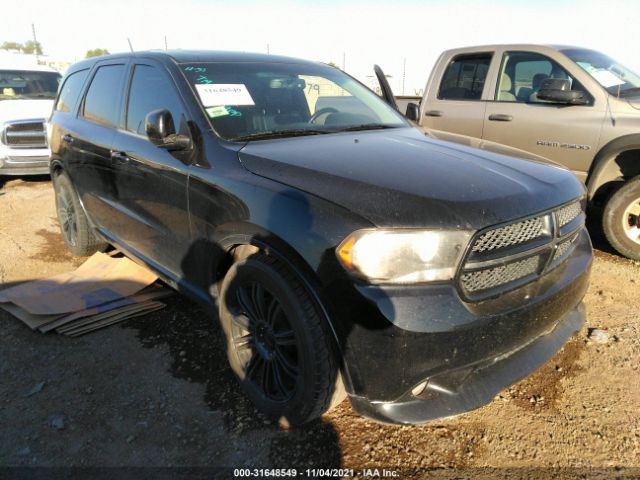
xmin=385 ymin=44 xmax=640 ymax=260
xmin=0 ymin=54 xmax=61 ymax=176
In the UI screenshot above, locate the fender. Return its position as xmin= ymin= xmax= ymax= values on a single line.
xmin=587 ymin=134 xmax=640 ymax=199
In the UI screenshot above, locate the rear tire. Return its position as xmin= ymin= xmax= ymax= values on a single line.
xmin=219 ymin=252 xmax=341 ymax=425
xmin=603 ymin=176 xmax=640 ymax=261
xmin=52 ymin=171 xmax=107 ymax=257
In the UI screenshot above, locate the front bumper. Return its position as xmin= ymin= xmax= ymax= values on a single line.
xmin=0 ymin=150 xmax=50 ymax=176
xmin=350 ymin=302 xmax=585 ymax=424
xmin=320 ymin=227 xmax=592 ymax=424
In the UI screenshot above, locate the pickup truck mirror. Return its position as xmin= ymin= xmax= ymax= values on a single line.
xmin=536 ymin=79 xmax=588 ymax=105
xmin=405 ymin=102 xmax=420 ymax=122
xmin=145 ymin=109 xmax=191 ymax=151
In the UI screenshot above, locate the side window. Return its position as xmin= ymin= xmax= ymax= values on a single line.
xmin=55 ymin=69 xmax=88 ymax=112
xmin=496 ymin=52 xmax=586 ymax=103
xmin=438 ymin=54 xmax=492 ymax=100
xmin=126 ymin=65 xmax=186 ymax=135
xmin=83 ymin=64 xmax=126 ymax=127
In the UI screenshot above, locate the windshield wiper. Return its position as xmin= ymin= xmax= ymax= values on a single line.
xmin=231 ymin=129 xmax=330 ymax=142
xmin=332 ymin=123 xmax=400 ymax=132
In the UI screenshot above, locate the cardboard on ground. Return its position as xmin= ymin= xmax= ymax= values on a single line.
xmin=0 ymin=252 xmax=158 ymax=315
xmin=0 ymin=253 xmax=171 ymax=336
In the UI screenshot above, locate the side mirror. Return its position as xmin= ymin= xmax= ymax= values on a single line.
xmin=405 ymin=102 xmax=420 ymax=122
xmin=145 ymin=109 xmax=191 ymax=151
xmin=537 ymin=79 xmax=588 ymax=105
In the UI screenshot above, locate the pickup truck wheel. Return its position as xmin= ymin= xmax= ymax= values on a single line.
xmin=219 ymin=252 xmax=341 ymax=426
xmin=53 ymin=172 xmax=107 ymax=257
xmin=603 ymin=176 xmax=640 ymax=261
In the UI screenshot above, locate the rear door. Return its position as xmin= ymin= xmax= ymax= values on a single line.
xmin=110 ymin=60 xmax=192 ymax=276
xmin=420 ymin=52 xmax=493 ymax=138
xmin=70 ymin=62 xmax=128 ymax=231
xmin=481 ymin=50 xmax=605 ymax=180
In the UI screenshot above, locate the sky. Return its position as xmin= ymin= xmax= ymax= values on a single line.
xmin=2 ymin=0 xmax=639 ymax=94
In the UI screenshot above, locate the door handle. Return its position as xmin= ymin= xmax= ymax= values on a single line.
xmin=488 ymin=114 xmax=513 ymax=122
xmin=110 ymin=151 xmax=130 ymax=164
xmin=62 ymin=134 xmax=75 ymax=144
xmin=424 ymin=110 xmax=443 ymax=117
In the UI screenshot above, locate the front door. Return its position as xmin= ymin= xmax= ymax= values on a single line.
xmin=421 ymin=53 xmax=493 ymax=138
xmin=481 ymin=51 xmax=605 ymax=181
xmin=110 ymin=62 xmax=192 ymax=277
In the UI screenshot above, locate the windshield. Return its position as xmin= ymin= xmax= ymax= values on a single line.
xmin=0 ymin=69 xmax=61 ymax=101
xmin=562 ymin=48 xmax=640 ymax=97
xmin=181 ymin=62 xmax=407 ymax=141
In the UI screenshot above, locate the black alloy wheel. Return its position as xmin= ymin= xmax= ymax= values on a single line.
xmin=219 ymin=252 xmax=340 ymax=425
xmin=230 ymin=281 xmax=300 ymax=403
xmin=52 ymin=171 xmax=107 ymax=257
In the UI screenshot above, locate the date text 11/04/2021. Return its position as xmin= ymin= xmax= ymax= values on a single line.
xmin=233 ymin=468 xmax=400 ymax=477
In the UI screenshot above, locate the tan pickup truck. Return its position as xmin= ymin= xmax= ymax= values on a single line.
xmin=388 ymin=44 xmax=640 ymax=260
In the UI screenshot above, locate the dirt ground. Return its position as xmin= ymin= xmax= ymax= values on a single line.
xmin=1 ymin=176 xmax=639 ymax=479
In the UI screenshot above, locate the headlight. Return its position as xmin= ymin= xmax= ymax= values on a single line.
xmin=336 ymin=229 xmax=473 ymax=284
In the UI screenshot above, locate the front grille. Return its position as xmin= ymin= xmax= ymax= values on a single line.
xmin=459 ymin=200 xmax=585 ymax=300
xmin=471 ymin=216 xmax=545 ymax=253
xmin=555 ymin=201 xmax=582 ymax=228
xmin=2 ymin=120 xmax=47 ymax=148
xmin=461 ymin=255 xmax=541 ymax=293
xmin=553 ymin=232 xmax=579 ymax=263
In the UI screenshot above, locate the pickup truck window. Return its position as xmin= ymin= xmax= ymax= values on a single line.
xmin=563 ymin=48 xmax=640 ymax=97
xmin=55 ymin=69 xmax=88 ymax=113
xmin=0 ymin=69 xmax=61 ymax=101
xmin=438 ymin=54 xmax=491 ymax=101
xmin=82 ymin=64 xmax=126 ymax=127
xmin=496 ymin=52 xmax=584 ymax=103
xmin=181 ymin=62 xmax=406 ymax=141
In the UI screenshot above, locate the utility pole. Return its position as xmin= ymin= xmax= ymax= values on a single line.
xmin=267 ymin=43 xmax=270 ymax=54
xmin=342 ymin=52 xmax=346 ymax=71
xmin=164 ymin=36 xmax=168 ymax=51
xmin=127 ymin=38 xmax=134 ymax=52
xmin=31 ymin=23 xmax=39 ymax=62
xmin=402 ymin=57 xmax=406 ymax=96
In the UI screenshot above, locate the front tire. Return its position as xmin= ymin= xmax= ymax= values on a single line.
xmin=219 ymin=252 xmax=340 ymax=425
xmin=52 ymin=171 xmax=107 ymax=257
xmin=603 ymin=176 xmax=640 ymax=261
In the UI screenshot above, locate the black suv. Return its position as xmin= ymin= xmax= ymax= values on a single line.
xmin=48 ymin=51 xmax=592 ymax=425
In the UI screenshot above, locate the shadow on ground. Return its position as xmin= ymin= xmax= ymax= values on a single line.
xmin=123 ymin=296 xmax=342 ymax=468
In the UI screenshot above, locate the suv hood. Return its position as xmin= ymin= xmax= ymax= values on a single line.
xmin=238 ymin=127 xmax=584 ymax=230
xmin=0 ymin=99 xmax=53 ymax=124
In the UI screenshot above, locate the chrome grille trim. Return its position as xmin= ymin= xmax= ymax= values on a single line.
xmin=2 ymin=119 xmax=47 ymax=149
xmin=459 ymin=199 xmax=585 ymax=300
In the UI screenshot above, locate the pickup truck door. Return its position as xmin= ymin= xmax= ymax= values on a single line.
xmin=419 ymin=52 xmax=494 ymax=138
xmin=481 ymin=50 xmax=606 ymax=181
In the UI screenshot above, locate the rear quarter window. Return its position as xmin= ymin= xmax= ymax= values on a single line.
xmin=55 ymin=69 xmax=89 ymax=113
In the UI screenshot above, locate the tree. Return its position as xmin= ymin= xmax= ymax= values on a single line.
xmin=22 ymin=40 xmax=43 ymax=55
xmin=1 ymin=41 xmax=24 ymax=52
xmin=85 ymin=48 xmax=110 ymax=58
